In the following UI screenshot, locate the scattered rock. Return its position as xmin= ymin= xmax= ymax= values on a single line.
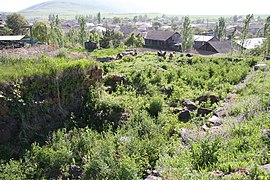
xmin=180 ymin=128 xmax=191 ymax=145
xmin=207 ymin=116 xmax=222 ymax=127
xmin=178 ymin=110 xmax=191 ymax=122
xmin=264 ymin=56 xmax=270 ymax=60
xmin=197 ymin=95 xmax=219 ymax=104
xmin=254 ymin=63 xmax=267 ymax=71
xmin=182 ymin=100 xmax=197 ymax=111
xmin=173 ymin=107 xmax=183 ymax=114
xmin=208 ymin=170 xmax=224 ymax=177
xmin=145 ymin=169 xmax=161 ymax=180
xmin=145 ymin=175 xmax=162 ymax=180
xmin=223 ymin=168 xmax=250 ymax=179
xmin=197 ymin=108 xmax=212 ymax=116
xmin=69 ymin=165 xmax=83 ymax=179
xmin=260 ymin=164 xmax=270 ymax=173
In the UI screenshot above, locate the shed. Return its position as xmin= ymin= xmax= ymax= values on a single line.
xmin=0 ymin=35 xmax=25 ymax=49
xmin=193 ymin=35 xmax=219 ymax=49
xmin=144 ymin=30 xmax=181 ymax=51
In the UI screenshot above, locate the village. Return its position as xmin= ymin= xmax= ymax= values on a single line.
xmin=0 ymin=12 xmax=267 ymax=56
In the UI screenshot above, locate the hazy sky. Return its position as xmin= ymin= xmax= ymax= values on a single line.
xmin=0 ymin=0 xmax=269 ymax=15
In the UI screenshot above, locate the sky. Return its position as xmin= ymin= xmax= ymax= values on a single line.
xmin=0 ymin=0 xmax=269 ymax=15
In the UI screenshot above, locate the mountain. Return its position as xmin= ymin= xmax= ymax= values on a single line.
xmin=19 ymin=0 xmax=148 ymax=18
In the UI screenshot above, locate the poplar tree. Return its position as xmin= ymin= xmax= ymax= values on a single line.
xmin=240 ymin=14 xmax=253 ymax=54
xmin=181 ymin=16 xmax=193 ymax=52
xmin=264 ymin=16 xmax=270 ymax=56
xmin=214 ymin=17 xmax=226 ymax=40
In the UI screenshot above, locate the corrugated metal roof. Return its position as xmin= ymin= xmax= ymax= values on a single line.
xmin=194 ymin=35 xmax=214 ymax=42
xmin=0 ymin=35 xmax=25 ymax=41
xmin=236 ymin=38 xmax=265 ymax=49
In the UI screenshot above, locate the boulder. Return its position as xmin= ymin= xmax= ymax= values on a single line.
xmin=182 ymin=100 xmax=197 ymax=111
xmin=254 ymin=63 xmax=267 ymax=71
xmin=197 ymin=108 xmax=212 ymax=116
xmin=178 ymin=110 xmax=191 ymax=122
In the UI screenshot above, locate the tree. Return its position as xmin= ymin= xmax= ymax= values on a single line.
xmin=112 ymin=17 xmax=121 ymax=24
xmin=0 ymin=26 xmax=12 ymax=36
xmin=152 ymin=22 xmax=162 ymax=30
xmin=214 ymin=17 xmax=226 ymax=40
xmin=181 ymin=16 xmax=193 ymax=52
xmin=100 ymin=29 xmax=124 ymax=48
xmin=97 ymin=12 xmax=101 ymax=24
xmin=76 ymin=15 xmax=88 ymax=46
xmin=5 ymin=13 xmax=28 ymax=35
xmin=33 ymin=21 xmax=50 ymax=44
xmin=240 ymin=14 xmax=253 ymax=54
xmin=124 ymin=33 xmax=144 ymax=48
xmin=48 ymin=14 xmax=65 ymax=47
xmin=264 ymin=16 xmax=270 ymax=56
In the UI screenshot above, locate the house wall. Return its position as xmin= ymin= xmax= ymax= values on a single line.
xmin=144 ymin=33 xmax=181 ymax=51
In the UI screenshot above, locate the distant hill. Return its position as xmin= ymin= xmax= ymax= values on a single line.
xmin=19 ymin=0 xmax=148 ymax=18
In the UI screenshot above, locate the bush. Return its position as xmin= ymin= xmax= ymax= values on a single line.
xmin=148 ymin=97 xmax=163 ymax=117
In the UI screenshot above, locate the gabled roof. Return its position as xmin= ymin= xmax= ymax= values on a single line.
xmin=145 ymin=31 xmax=178 ymax=41
xmin=0 ymin=35 xmax=25 ymax=41
xmin=208 ymin=40 xmax=232 ymax=54
xmin=194 ymin=35 xmax=215 ymax=42
xmin=236 ymin=38 xmax=265 ymax=49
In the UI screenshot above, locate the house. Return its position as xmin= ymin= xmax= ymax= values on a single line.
xmin=144 ymin=30 xmax=181 ymax=51
xmin=193 ymin=35 xmax=219 ymax=49
xmin=236 ymin=38 xmax=265 ymax=50
xmin=198 ymin=40 xmax=232 ymax=55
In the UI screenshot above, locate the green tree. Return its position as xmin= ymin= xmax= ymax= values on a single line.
xmin=264 ymin=16 xmax=270 ymax=56
xmin=214 ymin=17 xmax=226 ymax=40
xmin=48 ymin=14 xmax=65 ymax=47
xmin=0 ymin=26 xmax=12 ymax=35
xmin=97 ymin=12 xmax=101 ymax=24
xmin=181 ymin=16 xmax=193 ymax=52
xmin=5 ymin=13 xmax=28 ymax=35
xmin=112 ymin=17 xmax=121 ymax=24
xmin=124 ymin=33 xmax=144 ymax=48
xmin=100 ymin=29 xmax=124 ymax=48
xmin=33 ymin=21 xmax=50 ymax=44
xmin=152 ymin=21 xmax=162 ymax=30
xmin=240 ymin=14 xmax=253 ymax=54
xmin=76 ymin=15 xmax=88 ymax=46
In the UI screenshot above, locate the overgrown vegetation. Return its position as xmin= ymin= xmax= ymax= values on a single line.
xmin=0 ymin=52 xmax=269 ymax=179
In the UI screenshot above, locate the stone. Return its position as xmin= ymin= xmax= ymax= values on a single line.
xmin=182 ymin=100 xmax=197 ymax=111
xmin=197 ymin=108 xmax=212 ymax=116
xmin=208 ymin=170 xmax=224 ymax=177
xmin=197 ymin=95 xmax=219 ymax=104
xmin=260 ymin=164 xmax=270 ymax=173
xmin=173 ymin=108 xmax=183 ymax=114
xmin=145 ymin=175 xmax=162 ymax=180
xmin=254 ymin=63 xmax=267 ymax=71
xmin=207 ymin=116 xmax=222 ymax=126
xmin=178 ymin=110 xmax=191 ymax=122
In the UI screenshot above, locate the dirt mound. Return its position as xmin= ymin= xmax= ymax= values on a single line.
xmin=0 ymin=45 xmax=60 ymax=59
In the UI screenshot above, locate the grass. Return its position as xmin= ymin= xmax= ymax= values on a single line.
xmin=0 ymin=55 xmax=99 ymax=83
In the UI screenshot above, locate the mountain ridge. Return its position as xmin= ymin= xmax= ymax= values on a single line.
xmin=19 ymin=0 xmax=148 ymax=18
